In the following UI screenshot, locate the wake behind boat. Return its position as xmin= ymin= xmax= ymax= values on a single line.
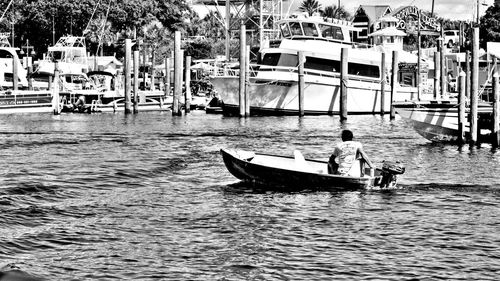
xmin=220 ymin=148 xmax=405 ymax=191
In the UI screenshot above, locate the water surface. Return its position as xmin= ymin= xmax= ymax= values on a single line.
xmin=0 ymin=112 xmax=499 ymax=280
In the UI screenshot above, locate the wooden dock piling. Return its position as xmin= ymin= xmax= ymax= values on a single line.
xmin=28 ymin=65 xmax=33 ymax=91
xmin=124 ymin=38 xmax=132 ymax=114
xmin=390 ymin=50 xmax=399 ymax=120
xmin=151 ymin=50 xmax=155 ymax=91
xmin=52 ymin=62 xmax=60 ymax=115
xmin=12 ymin=57 xmax=18 ymax=91
xmin=185 ymin=55 xmax=191 ymax=114
xmin=492 ymin=62 xmax=500 ymax=147
xmin=465 ymin=50 xmax=471 ymax=123
xmin=133 ymin=50 xmax=139 ymax=113
xmin=164 ymin=58 xmax=170 ymax=97
xmin=434 ymin=51 xmax=440 ymax=99
xmin=142 ymin=46 xmax=147 ymax=90
xmin=298 ymin=51 xmax=305 ymax=117
xmin=245 ymin=45 xmax=250 ymax=117
xmin=380 ymin=52 xmax=386 ymax=115
xmin=458 ymin=71 xmax=466 ymax=143
xmin=470 ymin=27 xmax=479 ymax=144
xmin=239 ymin=23 xmax=246 ymax=118
xmin=340 ymin=48 xmax=348 ymax=121
xmin=173 ymin=31 xmax=182 ymax=116
xmin=440 ymin=29 xmax=446 ymax=98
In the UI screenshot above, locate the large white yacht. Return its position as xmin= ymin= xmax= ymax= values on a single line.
xmin=210 ymin=16 xmax=423 ymax=115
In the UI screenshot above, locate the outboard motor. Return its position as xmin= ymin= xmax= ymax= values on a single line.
xmin=380 ymin=161 xmax=405 ymax=188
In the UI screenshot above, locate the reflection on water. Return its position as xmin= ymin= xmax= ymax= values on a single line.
xmin=0 ymin=112 xmax=499 ymax=280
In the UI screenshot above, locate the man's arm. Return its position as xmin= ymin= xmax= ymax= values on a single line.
xmin=358 ymin=147 xmax=374 ymax=168
xmin=328 ymin=148 xmax=339 ymax=174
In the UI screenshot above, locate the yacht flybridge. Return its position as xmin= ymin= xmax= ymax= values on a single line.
xmin=210 ymin=16 xmax=424 ymax=116
xmin=37 ymin=36 xmax=89 ymax=75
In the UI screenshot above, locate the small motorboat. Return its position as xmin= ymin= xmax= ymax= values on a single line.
xmin=220 ymin=149 xmax=405 ymax=191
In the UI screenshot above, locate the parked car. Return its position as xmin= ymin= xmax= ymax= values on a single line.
xmin=443 ymin=30 xmax=459 ymax=48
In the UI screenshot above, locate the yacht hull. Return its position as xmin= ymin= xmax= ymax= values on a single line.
xmin=212 ymin=76 xmax=420 ymax=115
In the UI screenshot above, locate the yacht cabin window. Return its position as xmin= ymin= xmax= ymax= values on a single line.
xmin=318 ymin=24 xmax=344 ymax=41
xmin=0 ymin=50 xmax=13 ymax=58
xmin=305 ymin=57 xmax=341 ymax=72
xmin=51 ymin=51 xmax=64 ymax=61
xmin=303 ymin=56 xmax=380 ymax=78
xmin=301 ymin=23 xmax=319 ymax=37
xmin=280 ymin=23 xmax=291 ymax=38
xmin=289 ymin=22 xmax=303 ymax=36
xmin=261 ymin=53 xmax=298 ymax=67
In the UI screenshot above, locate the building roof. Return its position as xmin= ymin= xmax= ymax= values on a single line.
xmin=355 ymin=5 xmax=392 ymax=24
xmin=379 ymin=15 xmax=399 ymax=23
xmin=369 ymin=27 xmax=406 ymax=37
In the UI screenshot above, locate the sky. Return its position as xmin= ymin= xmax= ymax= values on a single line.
xmin=193 ymin=0 xmax=495 ymax=21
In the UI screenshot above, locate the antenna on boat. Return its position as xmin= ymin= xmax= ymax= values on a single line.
xmin=83 ymin=0 xmax=103 ymax=36
xmin=96 ymin=0 xmax=113 ymax=56
xmin=0 ymin=0 xmax=15 ymax=22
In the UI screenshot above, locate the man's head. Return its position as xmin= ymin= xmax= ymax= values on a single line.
xmin=341 ymin=129 xmax=353 ymax=141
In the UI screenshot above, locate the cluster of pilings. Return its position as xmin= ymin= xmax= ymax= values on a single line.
xmin=456 ymin=27 xmax=500 ymax=146
xmin=121 ymin=31 xmax=192 ymax=116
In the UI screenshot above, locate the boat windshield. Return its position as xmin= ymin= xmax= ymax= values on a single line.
xmin=318 ymin=24 xmax=344 ymax=40
xmin=302 ymin=22 xmax=319 ymax=37
xmin=289 ymin=22 xmax=303 ymax=36
xmin=261 ymin=53 xmax=298 ymax=67
xmin=51 ymin=51 xmax=65 ymax=61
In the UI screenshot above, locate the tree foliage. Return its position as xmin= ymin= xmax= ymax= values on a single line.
xmin=480 ymin=5 xmax=500 ymax=48
xmin=0 ymin=0 xmax=192 ymax=58
xmin=322 ymin=5 xmax=351 ymax=21
xmin=299 ymin=0 xmax=322 ymax=17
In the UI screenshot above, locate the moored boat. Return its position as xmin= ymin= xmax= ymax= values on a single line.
xmin=220 ymin=148 xmax=404 ymax=191
xmin=211 ymin=15 xmax=427 ymax=116
xmin=393 ymin=100 xmax=493 ymax=142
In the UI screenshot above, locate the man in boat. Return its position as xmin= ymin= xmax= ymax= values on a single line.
xmin=328 ymin=129 xmax=374 ymax=176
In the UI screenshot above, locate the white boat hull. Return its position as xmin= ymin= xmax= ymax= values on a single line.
xmin=212 ymin=76 xmax=422 ymax=115
xmin=392 ymin=101 xmax=495 ymax=142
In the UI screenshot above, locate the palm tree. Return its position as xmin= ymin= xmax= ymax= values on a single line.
xmin=299 ymin=0 xmax=322 ymax=17
xmin=322 ymin=5 xmax=351 ymax=20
